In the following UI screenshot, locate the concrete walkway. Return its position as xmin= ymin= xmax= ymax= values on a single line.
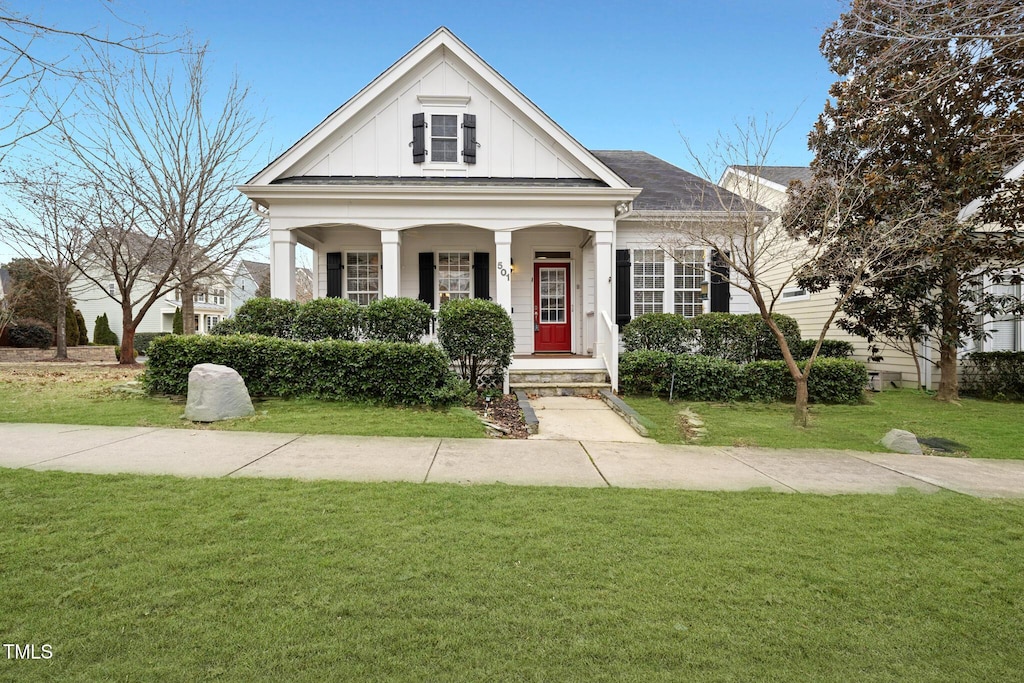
xmin=529 ymin=396 xmax=651 ymax=443
xmin=3 ymin=422 xmax=1024 ymax=497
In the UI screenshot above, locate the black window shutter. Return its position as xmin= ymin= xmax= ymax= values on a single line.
xmin=326 ymin=252 xmax=343 ymax=298
xmin=462 ymin=114 xmax=477 ymax=164
xmin=418 ymin=252 xmax=434 ymax=308
xmin=473 ymin=251 xmax=489 ymax=300
xmin=412 ymin=113 xmax=426 ymax=163
xmin=615 ymin=249 xmax=631 ymax=326
xmin=710 ymin=249 xmax=730 ymax=313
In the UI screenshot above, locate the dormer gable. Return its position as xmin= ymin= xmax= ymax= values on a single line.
xmin=248 ymin=27 xmax=630 ymax=189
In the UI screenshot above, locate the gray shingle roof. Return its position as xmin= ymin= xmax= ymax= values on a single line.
xmin=732 ymin=165 xmax=813 ymax=187
xmin=592 ymin=150 xmax=754 ymax=212
xmin=241 ymin=259 xmax=270 ymax=283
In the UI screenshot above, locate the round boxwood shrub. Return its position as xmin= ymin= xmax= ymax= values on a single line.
xmin=362 ymin=297 xmax=434 ymax=344
xmin=8 ymin=318 xmax=54 ymax=349
xmin=622 ymin=313 xmax=697 ymax=354
xmin=232 ymin=297 xmax=299 ymax=338
xmin=293 ymin=297 xmax=362 ymax=341
xmin=437 ymin=298 xmax=514 ymax=389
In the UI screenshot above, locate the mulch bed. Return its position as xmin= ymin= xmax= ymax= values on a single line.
xmin=472 ymin=394 xmax=530 ymax=439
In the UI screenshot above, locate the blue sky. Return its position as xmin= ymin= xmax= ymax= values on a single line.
xmin=4 ymin=0 xmax=844 ymax=263
xmin=26 ymin=0 xmax=842 ymax=168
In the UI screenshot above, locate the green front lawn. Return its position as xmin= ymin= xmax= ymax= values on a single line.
xmin=0 ymin=364 xmax=484 ymax=438
xmin=625 ymin=389 xmax=1024 ymax=458
xmin=2 ymin=469 xmax=1022 ymax=680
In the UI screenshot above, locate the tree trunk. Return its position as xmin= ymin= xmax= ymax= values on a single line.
xmin=793 ymin=373 xmax=810 ymax=427
xmin=181 ymin=281 xmax=196 ymax=335
xmin=120 ymin=301 xmax=137 ymax=365
xmin=54 ymin=287 xmax=68 ymax=360
xmin=935 ymin=268 xmax=960 ymax=402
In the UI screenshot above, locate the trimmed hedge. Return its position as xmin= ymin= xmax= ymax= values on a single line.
xmin=232 ymin=297 xmax=299 ymax=338
xmin=621 ymin=312 xmax=802 ymax=362
xmin=437 ymin=298 xmax=514 ymax=389
xmin=143 ymin=334 xmax=464 ymax=406
xmin=8 ymin=318 xmax=54 ymax=349
xmin=795 ymin=338 xmax=855 ymax=360
xmin=961 ymin=351 xmax=1024 ymax=400
xmin=94 ymin=313 xmax=118 ymax=345
xmin=621 ymin=313 xmax=697 ymax=354
xmin=619 ymin=351 xmax=867 ymax=404
xmin=362 ymin=297 xmax=434 ymax=344
xmin=292 ymin=297 xmax=362 ymax=341
xmin=134 ymin=332 xmax=172 ymax=355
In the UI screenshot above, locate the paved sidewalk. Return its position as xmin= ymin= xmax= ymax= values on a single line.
xmin=2 ymin=422 xmax=1024 ymax=497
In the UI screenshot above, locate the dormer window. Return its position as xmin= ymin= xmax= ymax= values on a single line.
xmin=431 ymin=115 xmax=458 ymax=162
xmin=412 ymin=96 xmax=476 ymax=166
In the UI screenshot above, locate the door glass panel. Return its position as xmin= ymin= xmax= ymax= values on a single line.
xmin=539 ymin=268 xmax=566 ymax=323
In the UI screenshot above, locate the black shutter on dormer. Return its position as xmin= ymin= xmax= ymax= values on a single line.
xmin=412 ymin=113 xmax=426 ymax=163
xmin=615 ymin=249 xmax=631 ymax=326
xmin=327 ymin=252 xmax=343 ymax=298
xmin=462 ymin=114 xmax=477 ymax=164
xmin=418 ymin=252 xmax=434 ymax=308
xmin=473 ymin=251 xmax=489 ymax=300
xmin=710 ymin=249 xmax=730 ymax=313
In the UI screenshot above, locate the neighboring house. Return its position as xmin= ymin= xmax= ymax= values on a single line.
xmin=73 ymin=267 xmax=234 ymax=342
xmin=720 ymin=163 xmax=1024 ymax=388
xmin=239 ymin=27 xmax=754 ymax=389
xmin=230 ymin=259 xmax=314 ymax=311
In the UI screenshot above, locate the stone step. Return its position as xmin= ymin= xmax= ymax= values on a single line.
xmin=508 ymin=370 xmax=610 ymax=384
xmin=509 ymin=382 xmax=612 ymax=397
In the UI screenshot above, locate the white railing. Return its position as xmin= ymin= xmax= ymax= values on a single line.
xmin=599 ymin=310 xmax=618 ymax=392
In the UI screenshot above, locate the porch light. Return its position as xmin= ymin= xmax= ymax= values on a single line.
xmin=510 ymin=258 xmax=516 ymax=273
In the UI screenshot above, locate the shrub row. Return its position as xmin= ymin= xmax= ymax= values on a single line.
xmin=622 ymin=312 xmax=802 ymax=362
xmin=143 ymin=334 xmax=467 ymax=406
xmin=217 ymin=296 xmax=433 ymax=343
xmin=961 ymin=351 xmax=1024 ymax=401
xmin=134 ymin=332 xmax=173 ymax=355
xmin=619 ymin=351 xmax=867 ymax=404
xmin=622 ymin=312 xmax=856 ymax=362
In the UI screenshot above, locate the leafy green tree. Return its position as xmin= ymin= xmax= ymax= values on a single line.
xmin=790 ymin=0 xmax=1024 ymax=401
xmin=3 ymin=258 xmax=59 ymax=326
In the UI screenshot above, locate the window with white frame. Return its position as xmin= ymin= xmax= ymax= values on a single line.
xmin=345 ymin=252 xmax=380 ymax=306
xmin=107 ymin=282 xmax=117 ymax=297
xmin=990 ymin=281 xmax=1021 ymax=351
xmin=673 ymin=248 xmax=704 ymax=317
xmin=211 ymin=288 xmax=225 ymax=306
xmin=431 ymin=114 xmax=458 ymax=162
xmin=781 ymin=287 xmax=809 ymax=302
xmin=633 ymin=249 xmax=664 ymax=316
xmin=193 ymin=291 xmax=207 ymax=304
xmin=206 ymin=315 xmax=220 ymax=332
xmin=438 ymin=252 xmax=471 ymax=304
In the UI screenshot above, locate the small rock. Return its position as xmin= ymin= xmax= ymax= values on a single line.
xmin=881 ymin=428 xmax=922 ymax=455
xmin=184 ymin=363 xmax=255 ymax=422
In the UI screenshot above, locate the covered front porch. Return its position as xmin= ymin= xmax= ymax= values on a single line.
xmin=268 ymin=218 xmax=621 ymax=388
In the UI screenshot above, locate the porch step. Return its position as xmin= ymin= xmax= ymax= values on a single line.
xmin=508 ymin=369 xmax=611 ymax=397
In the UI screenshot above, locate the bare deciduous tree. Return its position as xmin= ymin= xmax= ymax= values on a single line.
xmin=0 ymin=2 xmax=175 ymax=160
xmin=652 ymin=119 xmax=931 ymax=426
xmin=0 ymin=166 xmax=91 ymax=358
xmin=55 ymin=45 xmax=265 ymax=362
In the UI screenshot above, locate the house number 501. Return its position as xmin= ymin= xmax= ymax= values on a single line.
xmin=497 ymin=262 xmax=511 ymax=281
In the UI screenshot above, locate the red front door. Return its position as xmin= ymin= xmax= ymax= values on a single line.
xmin=534 ymin=263 xmax=571 ymax=352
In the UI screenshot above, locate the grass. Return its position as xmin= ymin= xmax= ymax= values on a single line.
xmin=1 ymin=468 xmax=1022 ymax=680
xmin=625 ymin=389 xmax=1024 ymax=459
xmin=0 ymin=363 xmax=485 ymax=438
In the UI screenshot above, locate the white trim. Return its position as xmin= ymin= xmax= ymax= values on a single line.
xmin=780 ymin=286 xmax=810 ymax=302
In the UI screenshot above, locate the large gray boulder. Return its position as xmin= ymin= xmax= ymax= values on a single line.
xmin=880 ymin=428 xmax=922 ymax=455
xmin=184 ymin=363 xmax=255 ymax=422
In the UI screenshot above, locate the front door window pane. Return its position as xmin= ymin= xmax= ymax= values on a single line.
xmin=539 ymin=268 xmax=566 ymax=323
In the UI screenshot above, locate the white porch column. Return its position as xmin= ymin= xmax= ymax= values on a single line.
xmin=381 ymin=230 xmax=402 ymax=298
xmin=270 ymin=228 xmax=296 ymax=300
xmin=494 ymin=231 xmax=512 ymax=314
xmin=594 ymin=230 xmax=617 ymax=389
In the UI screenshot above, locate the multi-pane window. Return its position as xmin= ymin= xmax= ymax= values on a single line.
xmin=431 ymin=114 xmax=458 ymax=162
xmin=632 ymin=249 xmax=664 ymax=316
xmin=193 ymin=291 xmax=207 ymax=304
xmin=538 ymin=267 xmax=567 ymax=323
xmin=206 ymin=316 xmax=220 ymax=332
xmin=212 ymin=288 xmax=226 ymax=306
xmin=990 ymin=282 xmax=1021 ymax=351
xmin=673 ymin=248 xmax=704 ymax=317
xmin=438 ymin=251 xmax=471 ymax=304
xmin=346 ymin=252 xmax=380 ymax=306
